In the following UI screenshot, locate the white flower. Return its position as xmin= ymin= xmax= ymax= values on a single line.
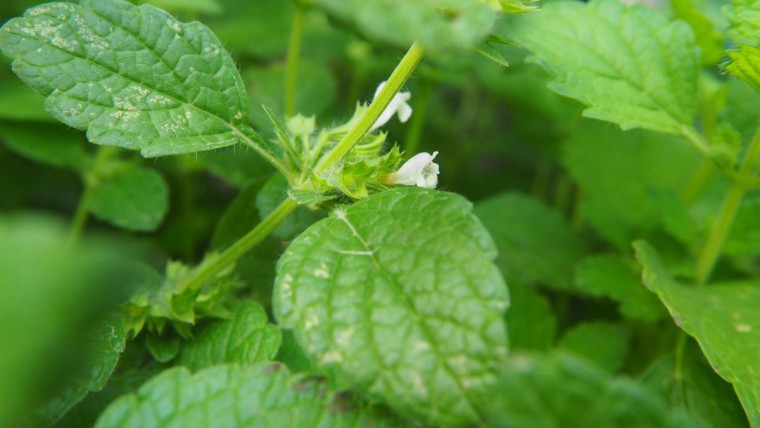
xmin=369 ymin=81 xmax=412 ymax=131
xmin=390 ymin=151 xmax=440 ymax=189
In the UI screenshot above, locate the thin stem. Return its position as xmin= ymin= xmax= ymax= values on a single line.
xmin=284 ymin=3 xmax=305 ymax=117
xmin=67 ymin=145 xmax=117 ymax=248
xmin=680 ymin=126 xmax=710 ymax=158
xmin=680 ymin=160 xmax=713 ymax=204
xmin=314 ymin=42 xmax=424 ymax=176
xmin=235 ymin=127 xmax=291 ymax=180
xmin=181 ymin=198 xmax=299 ymax=291
xmin=695 ymin=122 xmax=760 ymax=285
xmin=673 ymin=332 xmax=688 ymax=407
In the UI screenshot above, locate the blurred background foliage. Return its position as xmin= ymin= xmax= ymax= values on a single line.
xmin=1 ymin=0 xmax=758 ymax=426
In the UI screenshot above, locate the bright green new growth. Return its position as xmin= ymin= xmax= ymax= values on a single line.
xmin=0 ymin=0 xmax=253 ymax=157
xmin=505 ymin=0 xmax=700 ymax=137
xmin=95 ymin=363 xmax=400 ymax=428
xmin=636 ymin=241 xmax=760 ymax=427
xmin=726 ymin=46 xmax=760 ymax=92
xmin=274 ymin=188 xmax=509 ymax=426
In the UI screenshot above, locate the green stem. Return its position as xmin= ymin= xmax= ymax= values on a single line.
xmin=681 ymin=126 xmax=710 ymax=158
xmin=314 ymin=42 xmax=424 ymax=176
xmin=67 ymin=145 xmax=117 ymax=248
xmin=181 ymin=198 xmax=299 ymax=291
xmin=673 ymin=332 xmax=688 ymax=407
xmin=695 ymin=122 xmax=760 ymax=285
xmin=284 ymin=3 xmax=305 ymax=117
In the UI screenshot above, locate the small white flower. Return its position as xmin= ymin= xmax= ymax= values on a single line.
xmin=369 ymin=81 xmax=412 ymax=131
xmin=389 ymin=151 xmax=440 ymax=189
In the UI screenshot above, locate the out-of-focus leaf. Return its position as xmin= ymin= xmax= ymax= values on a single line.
xmin=95 ymin=363 xmax=402 ymax=427
xmin=575 ymin=254 xmax=666 ymax=322
xmin=89 ymin=166 xmax=169 ymax=232
xmin=31 ymin=316 xmax=126 ymax=426
xmin=0 ymin=121 xmax=88 ymax=170
xmin=725 ymin=191 xmax=760 ymax=256
xmin=275 ymin=188 xmax=509 ymax=426
xmin=558 ymin=322 xmax=629 ymax=373
xmin=640 ymin=345 xmax=748 ymax=428
xmin=0 ymin=80 xmax=51 ymax=122
xmin=179 ymin=301 xmax=281 ymax=371
xmin=671 ymin=0 xmax=725 ymax=65
xmin=475 ymin=191 xmax=585 ymax=290
xmin=482 ymin=353 xmax=702 ymax=428
xmin=199 ymin=146 xmax=274 ymax=189
xmin=562 ymin=124 xmax=700 ymax=247
xmin=636 ymin=241 xmax=760 ymax=427
xmin=140 ymin=0 xmax=222 ymax=15
xmin=505 ymin=282 xmax=556 ymax=351
xmin=312 ymin=0 xmax=497 ymax=51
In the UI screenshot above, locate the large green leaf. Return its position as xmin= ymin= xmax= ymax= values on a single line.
xmin=274 ymin=188 xmax=509 ymax=426
xmin=725 ymin=0 xmax=760 ymax=46
xmin=95 ymin=363 xmax=401 ymax=428
xmin=505 ymin=0 xmax=699 ymax=135
xmin=179 ymin=301 xmax=281 ymax=371
xmin=89 ymin=165 xmax=169 ymax=232
xmin=0 ymin=0 xmax=251 ymax=157
xmin=635 ymin=241 xmax=760 ymax=427
xmin=482 ymin=353 xmax=701 ymax=428
xmin=475 ymin=192 xmax=585 ymax=290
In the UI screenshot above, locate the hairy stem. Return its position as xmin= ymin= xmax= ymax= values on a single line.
xmin=284 ymin=4 xmax=305 ymax=117
xmin=695 ymin=122 xmax=760 ymax=285
xmin=181 ymin=198 xmax=299 ymax=291
xmin=67 ymin=145 xmax=117 ymax=248
xmin=314 ymin=42 xmax=424 ymax=176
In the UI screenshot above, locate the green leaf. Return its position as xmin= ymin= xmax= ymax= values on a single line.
xmin=199 ymin=146 xmax=274 ymax=189
xmin=140 ymin=0 xmax=222 ymax=15
xmin=482 ymin=353 xmax=701 ymax=428
xmin=32 ymin=316 xmax=126 ymax=426
xmin=95 ymin=363 xmax=401 ymax=428
xmin=505 ymin=0 xmax=699 ymax=135
xmin=726 ymin=45 xmax=760 ymax=93
xmin=475 ymin=191 xmax=586 ymax=290
xmin=505 ymin=283 xmax=556 ymax=351
xmin=274 ymin=188 xmax=509 ymax=426
xmin=575 ymin=254 xmax=666 ymax=322
xmin=0 ymin=121 xmax=88 ymax=170
xmin=640 ymin=345 xmax=749 ymax=428
xmin=313 ymin=0 xmax=497 ymax=51
xmin=562 ymin=124 xmax=700 ymax=247
xmin=207 ymin=0 xmax=293 ymax=58
xmin=724 ymin=0 xmax=760 ymax=46
xmin=0 ymin=0 xmax=250 ymax=157
xmin=671 ymin=0 xmax=725 ymax=66
xmin=179 ymin=301 xmax=281 ymax=371
xmin=559 ymin=322 xmax=629 ymax=373
xmin=635 ymin=241 xmax=760 ymax=427
xmin=89 ymin=166 xmax=169 ymax=232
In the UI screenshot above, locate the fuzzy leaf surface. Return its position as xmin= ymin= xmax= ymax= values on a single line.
xmin=274 ymin=188 xmax=509 ymax=426
xmin=636 ymin=241 xmax=760 ymax=427
xmin=0 ymin=0 xmax=250 ymax=157
xmin=95 ymin=363 xmax=400 ymax=428
xmin=505 ymin=0 xmax=699 ymax=135
xmin=179 ymin=301 xmax=281 ymax=371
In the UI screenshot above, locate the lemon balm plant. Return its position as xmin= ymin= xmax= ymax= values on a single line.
xmin=0 ymin=0 xmax=758 ymax=427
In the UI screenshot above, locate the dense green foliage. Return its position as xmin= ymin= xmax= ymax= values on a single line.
xmin=0 ymin=0 xmax=758 ymax=426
